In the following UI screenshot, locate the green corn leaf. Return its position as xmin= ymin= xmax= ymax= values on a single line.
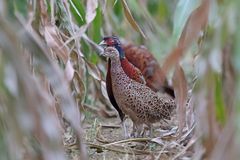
xmin=13 ymin=0 xmax=28 ymax=18
xmin=120 ymin=0 xmax=146 ymax=38
xmin=92 ymin=7 xmax=102 ymax=42
xmin=69 ymin=0 xmax=86 ymax=25
xmin=215 ymin=74 xmax=226 ymax=124
xmin=113 ymin=0 xmax=123 ymax=22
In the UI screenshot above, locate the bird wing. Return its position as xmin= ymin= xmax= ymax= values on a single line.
xmin=123 ymin=43 xmax=175 ymax=98
xmin=120 ymin=58 xmax=146 ymax=85
xmin=106 ymin=59 xmax=125 ymax=121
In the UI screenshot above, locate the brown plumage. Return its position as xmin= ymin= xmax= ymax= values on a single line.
xmin=100 ymin=46 xmax=176 ymax=137
xmin=102 ymin=36 xmax=174 ymax=123
xmin=123 ymin=43 xmax=175 ymax=98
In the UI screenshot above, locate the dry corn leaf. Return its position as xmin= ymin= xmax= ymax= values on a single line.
xmin=65 ymin=60 xmax=75 ymax=81
xmin=120 ymin=0 xmax=146 ymax=38
xmin=86 ymin=0 xmax=98 ymax=24
xmin=222 ymin=44 xmax=235 ymax=114
xmin=162 ymin=0 xmax=210 ymax=74
xmin=86 ymin=61 xmax=102 ymax=81
xmin=100 ymin=80 xmax=109 ymax=100
xmin=173 ymin=64 xmax=188 ymax=136
xmin=71 ymin=71 xmax=86 ymax=104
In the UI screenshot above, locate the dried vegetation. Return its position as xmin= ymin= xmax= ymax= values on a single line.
xmin=0 ymin=0 xmax=240 ymax=159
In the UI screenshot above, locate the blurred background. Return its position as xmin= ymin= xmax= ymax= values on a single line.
xmin=0 ymin=0 xmax=240 ymax=159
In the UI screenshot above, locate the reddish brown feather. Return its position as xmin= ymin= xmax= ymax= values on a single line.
xmin=122 ymin=43 xmax=174 ymax=97
xmin=120 ymin=58 xmax=145 ymax=84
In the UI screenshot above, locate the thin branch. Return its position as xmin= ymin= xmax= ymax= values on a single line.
xmin=86 ymin=142 xmax=151 ymax=155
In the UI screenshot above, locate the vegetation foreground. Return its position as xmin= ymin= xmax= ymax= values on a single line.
xmin=0 ymin=0 xmax=240 ymax=159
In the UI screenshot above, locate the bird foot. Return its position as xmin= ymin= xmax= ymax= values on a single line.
xmin=130 ymin=131 xmax=137 ymax=138
xmin=142 ymin=124 xmax=153 ymax=137
xmin=130 ymin=124 xmax=153 ymax=138
xmin=130 ymin=124 xmax=144 ymax=138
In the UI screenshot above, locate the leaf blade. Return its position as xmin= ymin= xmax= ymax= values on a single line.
xmin=120 ymin=0 xmax=146 ymax=38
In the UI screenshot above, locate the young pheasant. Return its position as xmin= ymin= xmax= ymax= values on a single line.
xmin=99 ymin=45 xmax=176 ymax=137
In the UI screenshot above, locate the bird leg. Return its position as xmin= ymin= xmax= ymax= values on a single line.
xmin=140 ymin=124 xmax=153 ymax=137
xmin=146 ymin=124 xmax=153 ymax=137
xmin=130 ymin=123 xmax=137 ymax=138
xmin=121 ymin=120 xmax=130 ymax=138
xmin=131 ymin=123 xmax=144 ymax=137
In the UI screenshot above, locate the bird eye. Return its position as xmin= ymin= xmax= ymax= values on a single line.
xmin=106 ymin=38 xmax=115 ymax=46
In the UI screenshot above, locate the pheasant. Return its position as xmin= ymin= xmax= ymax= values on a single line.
xmin=103 ymin=36 xmax=174 ymax=98
xmin=99 ymin=43 xmax=176 ymax=137
xmin=101 ymin=36 xmax=174 ymax=120
xmin=103 ymin=36 xmax=147 ymax=123
xmin=100 ymin=36 xmax=175 ymax=136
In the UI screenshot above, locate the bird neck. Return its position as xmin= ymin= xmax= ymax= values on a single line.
xmin=110 ymin=54 xmax=121 ymax=66
xmin=120 ymin=58 xmax=136 ymax=77
xmin=110 ymin=56 xmax=129 ymax=84
xmin=120 ymin=58 xmax=146 ymax=84
xmin=115 ymin=45 xmax=125 ymax=60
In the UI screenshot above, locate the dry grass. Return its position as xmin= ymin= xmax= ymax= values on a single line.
xmin=0 ymin=0 xmax=240 ymax=159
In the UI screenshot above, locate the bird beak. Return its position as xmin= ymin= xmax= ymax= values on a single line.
xmin=99 ymin=40 xmax=107 ymax=48
xmin=98 ymin=40 xmax=107 ymax=56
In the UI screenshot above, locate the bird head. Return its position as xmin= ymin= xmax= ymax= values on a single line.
xmin=99 ymin=36 xmax=125 ymax=59
xmin=99 ymin=46 xmax=120 ymax=59
xmin=99 ymin=36 xmax=121 ymax=47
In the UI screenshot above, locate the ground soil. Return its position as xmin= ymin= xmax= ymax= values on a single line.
xmin=80 ymin=111 xmax=185 ymax=160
